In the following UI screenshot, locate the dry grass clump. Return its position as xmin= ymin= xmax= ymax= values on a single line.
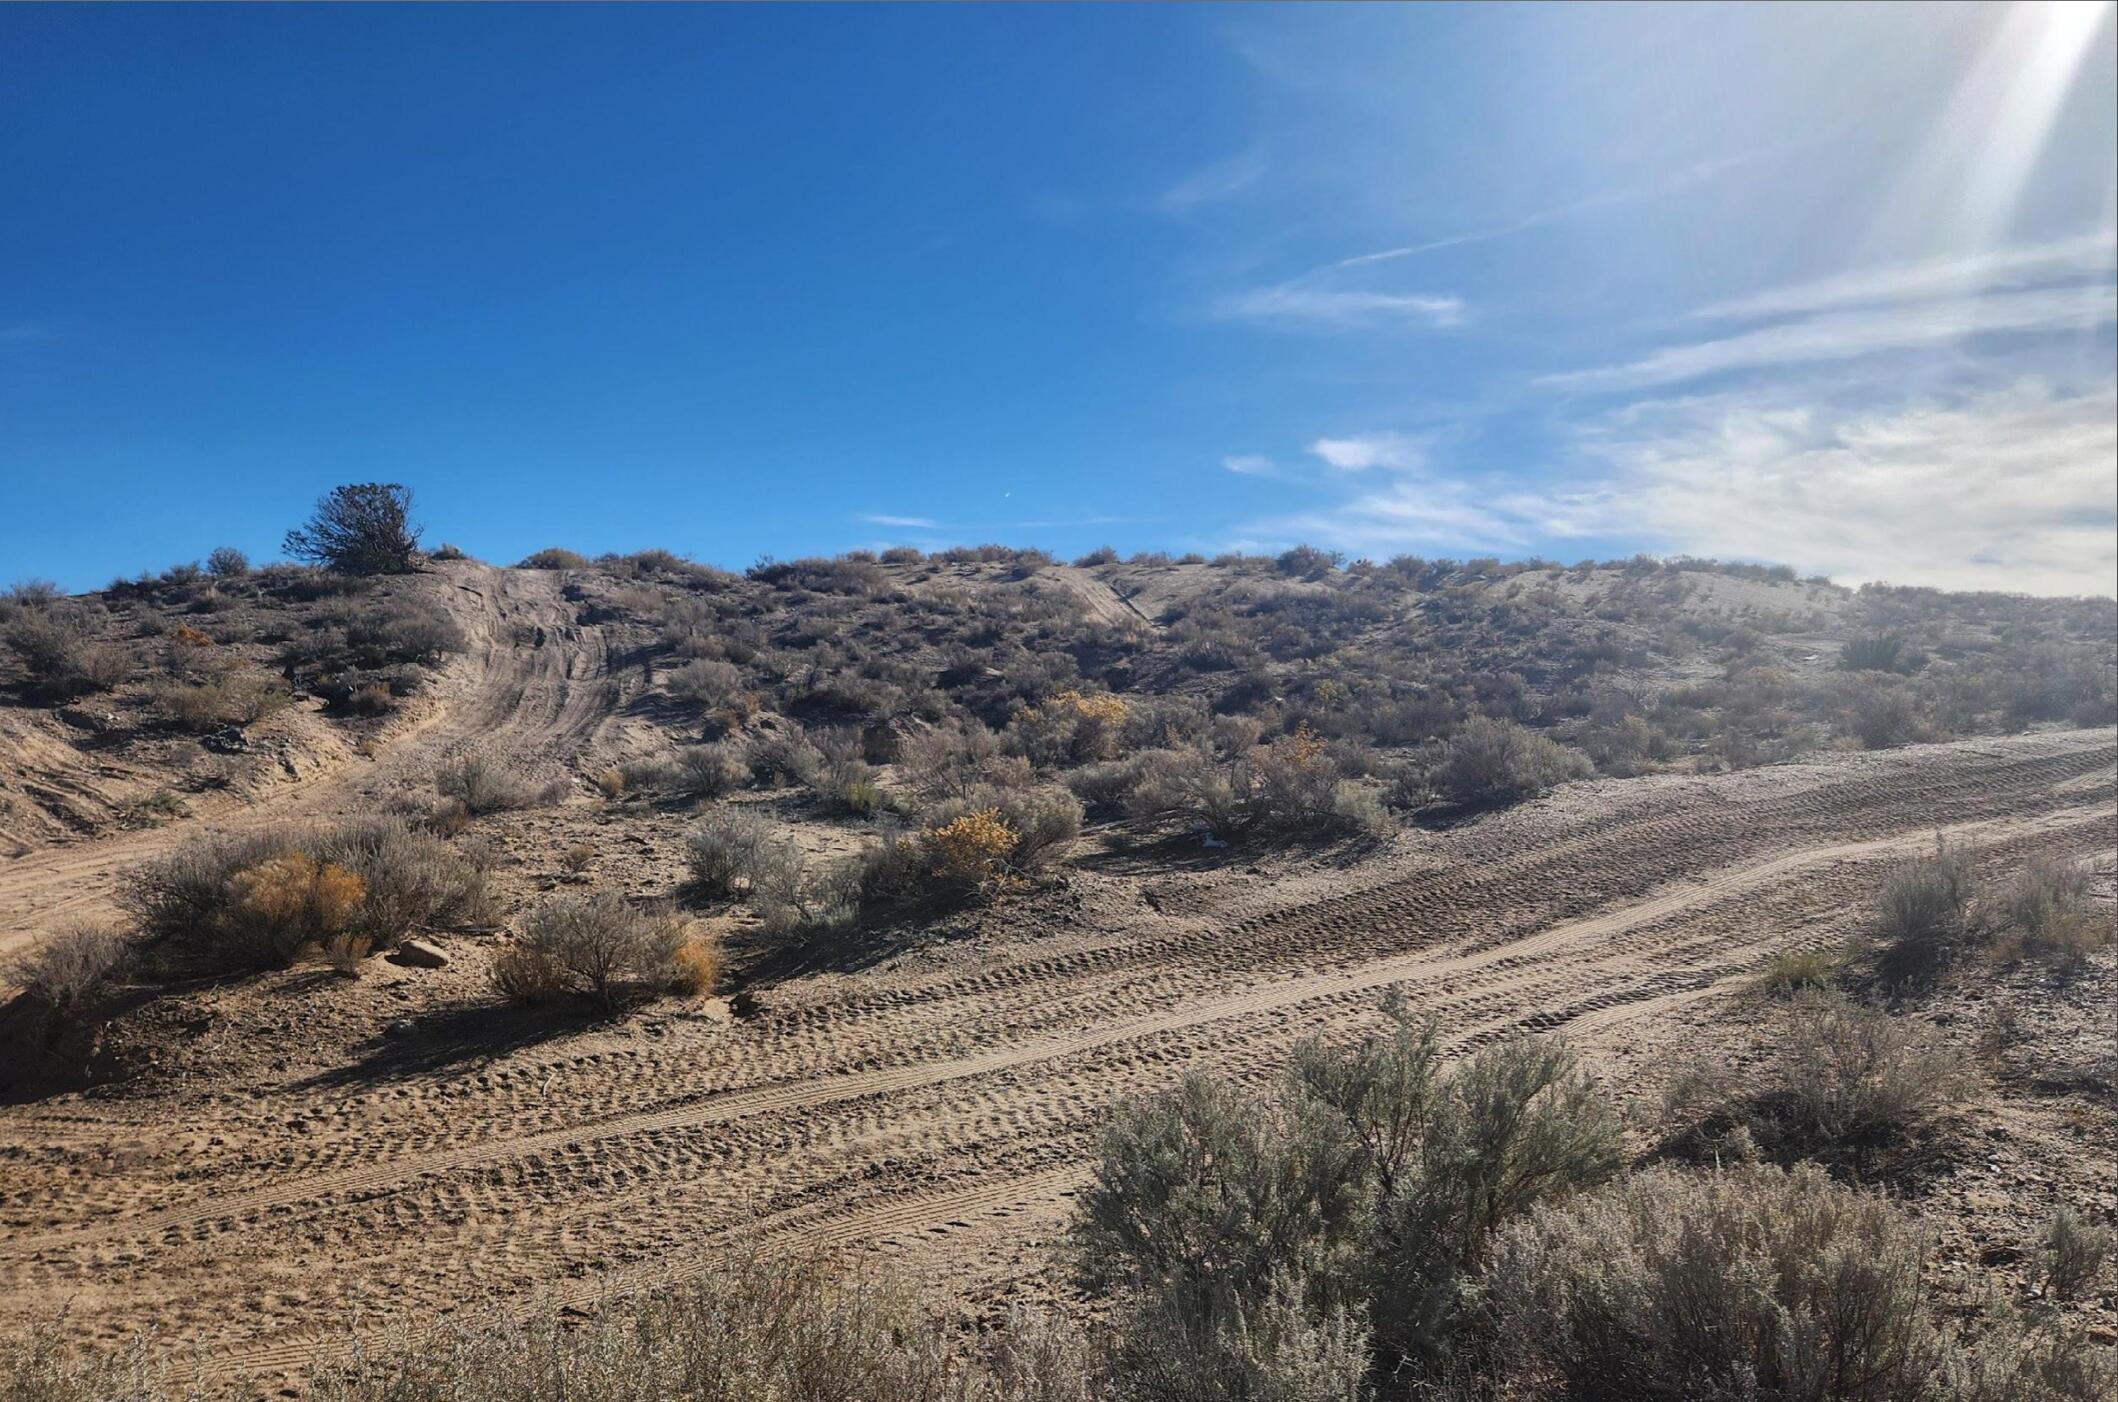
xmin=667 ymin=929 xmax=723 ymax=995
xmin=119 ymin=818 xmax=490 ymax=972
xmin=1755 ymin=943 xmax=1845 ymax=998
xmin=499 ymin=892 xmax=694 ymax=1009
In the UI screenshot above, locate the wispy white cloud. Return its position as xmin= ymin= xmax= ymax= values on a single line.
xmin=1159 ymin=149 xmax=1269 ymax=214
xmin=1217 ymin=285 xmax=1464 ymax=329
xmin=1330 ymin=151 xmax=1767 ymax=271
xmin=1307 ymin=431 xmax=1426 ymax=472
xmin=1689 ymin=228 xmax=2118 ymax=321
xmin=1541 ymin=282 xmax=2117 ymax=392
xmin=1222 ymin=454 xmax=1281 ymax=477
xmin=860 ymin=513 xmax=940 ymax=529
xmin=1255 ymin=480 xmax=1533 ymax=557
xmin=1211 ymin=151 xmax=1767 ymax=333
xmin=1247 ymin=382 xmax=2116 ymax=596
xmin=1560 ymin=380 xmax=2118 ymax=595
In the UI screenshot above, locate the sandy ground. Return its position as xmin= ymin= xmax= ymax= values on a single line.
xmin=0 ymin=566 xmax=2112 ymax=1392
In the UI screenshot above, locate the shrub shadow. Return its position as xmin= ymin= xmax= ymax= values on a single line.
xmin=294 ymin=999 xmax=608 ymax=1090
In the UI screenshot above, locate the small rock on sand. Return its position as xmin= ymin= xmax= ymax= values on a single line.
xmin=387 ymin=938 xmax=450 ymax=969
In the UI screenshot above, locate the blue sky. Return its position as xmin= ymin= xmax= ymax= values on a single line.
xmin=4 ymin=2 xmax=2114 ymax=595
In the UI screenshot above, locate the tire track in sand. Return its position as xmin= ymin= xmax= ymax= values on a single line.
xmin=10 ymin=797 xmax=2104 ymax=1266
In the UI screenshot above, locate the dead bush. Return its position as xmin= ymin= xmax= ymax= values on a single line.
xmin=684 ymin=809 xmax=784 ymax=899
xmin=5 ymin=923 xmax=135 ymax=1022
xmin=435 ymin=755 xmax=565 ymax=815
xmin=510 ymin=892 xmax=690 ymax=1008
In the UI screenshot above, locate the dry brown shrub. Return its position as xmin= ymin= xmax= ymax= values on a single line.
xmin=925 ymin=807 xmax=1017 ymax=886
xmin=230 ymin=853 xmax=366 ymax=962
xmin=668 ymin=929 xmax=722 ymax=995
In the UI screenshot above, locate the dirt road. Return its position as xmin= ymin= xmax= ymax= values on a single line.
xmin=0 ymin=720 xmax=2109 ymax=1386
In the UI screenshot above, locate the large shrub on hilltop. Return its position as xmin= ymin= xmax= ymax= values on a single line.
xmin=282 ymin=482 xmax=423 ymax=574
